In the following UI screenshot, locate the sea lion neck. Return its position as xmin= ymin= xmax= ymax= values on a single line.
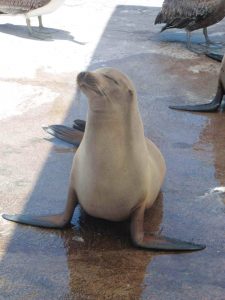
xmin=86 ymin=97 xmax=140 ymax=126
xmin=83 ymin=100 xmax=145 ymax=146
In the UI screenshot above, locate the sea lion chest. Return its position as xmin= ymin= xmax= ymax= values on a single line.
xmin=72 ymin=126 xmax=151 ymax=221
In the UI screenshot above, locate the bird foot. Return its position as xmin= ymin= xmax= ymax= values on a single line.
xmin=29 ymin=29 xmax=52 ymax=40
xmin=205 ymin=40 xmax=224 ymax=48
xmin=38 ymin=27 xmax=60 ymax=34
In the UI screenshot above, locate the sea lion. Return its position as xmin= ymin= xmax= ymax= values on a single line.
xmin=2 ymin=68 xmax=205 ymax=251
xmin=206 ymin=53 xmax=223 ymax=63
xmin=170 ymin=55 xmax=225 ymax=112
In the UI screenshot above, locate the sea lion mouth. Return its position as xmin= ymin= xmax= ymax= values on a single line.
xmin=77 ymin=71 xmax=103 ymax=96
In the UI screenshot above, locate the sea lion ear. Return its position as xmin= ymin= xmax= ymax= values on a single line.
xmin=128 ymin=89 xmax=134 ymax=96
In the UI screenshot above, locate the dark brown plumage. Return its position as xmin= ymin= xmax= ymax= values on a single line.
xmin=155 ymin=0 xmax=225 ymax=47
xmin=0 ymin=0 xmax=64 ymax=39
xmin=0 ymin=0 xmax=50 ymax=14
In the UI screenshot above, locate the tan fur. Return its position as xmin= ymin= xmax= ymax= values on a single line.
xmin=72 ymin=68 xmax=166 ymax=222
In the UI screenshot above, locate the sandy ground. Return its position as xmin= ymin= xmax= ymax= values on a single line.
xmin=0 ymin=0 xmax=225 ymax=299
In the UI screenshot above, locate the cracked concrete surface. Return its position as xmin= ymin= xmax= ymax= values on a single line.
xmin=0 ymin=0 xmax=225 ymax=299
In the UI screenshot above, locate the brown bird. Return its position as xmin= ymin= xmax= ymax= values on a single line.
xmin=0 ymin=0 xmax=64 ymax=39
xmin=155 ymin=0 xmax=225 ymax=48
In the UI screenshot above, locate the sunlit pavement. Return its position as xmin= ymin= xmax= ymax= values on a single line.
xmin=0 ymin=1 xmax=225 ymax=299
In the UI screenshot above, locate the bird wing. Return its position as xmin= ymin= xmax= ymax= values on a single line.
xmin=0 ymin=0 xmax=51 ymax=14
xmin=155 ymin=0 xmax=220 ymax=25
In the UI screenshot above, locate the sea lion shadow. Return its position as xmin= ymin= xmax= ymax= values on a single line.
xmin=56 ymin=192 xmax=183 ymax=254
xmin=43 ymin=137 xmax=77 ymax=149
xmin=49 ymin=192 xmax=195 ymax=298
xmin=0 ymin=23 xmax=86 ymax=44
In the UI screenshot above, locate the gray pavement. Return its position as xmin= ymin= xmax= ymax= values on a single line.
xmin=0 ymin=0 xmax=225 ymax=299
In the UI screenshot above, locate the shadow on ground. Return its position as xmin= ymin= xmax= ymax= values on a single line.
xmin=0 ymin=23 xmax=85 ymax=44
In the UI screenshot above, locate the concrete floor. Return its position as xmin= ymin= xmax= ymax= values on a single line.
xmin=0 ymin=0 xmax=225 ymax=299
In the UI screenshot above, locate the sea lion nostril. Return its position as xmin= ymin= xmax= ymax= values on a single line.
xmin=77 ymin=72 xmax=87 ymax=82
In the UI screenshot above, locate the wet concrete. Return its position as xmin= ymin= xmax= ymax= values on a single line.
xmin=0 ymin=1 xmax=225 ymax=299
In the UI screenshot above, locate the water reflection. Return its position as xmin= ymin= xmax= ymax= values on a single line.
xmin=58 ymin=193 xmax=164 ymax=298
xmin=194 ymin=113 xmax=225 ymax=186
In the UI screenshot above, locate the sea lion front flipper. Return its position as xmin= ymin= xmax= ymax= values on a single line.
xmin=206 ymin=52 xmax=223 ymax=62
xmin=131 ymin=202 xmax=205 ymax=251
xmin=132 ymin=234 xmax=206 ymax=251
xmin=2 ymin=213 xmax=69 ymax=228
xmin=2 ymin=186 xmax=78 ymax=229
xmin=43 ymin=125 xmax=84 ymax=146
xmin=169 ymin=83 xmax=224 ymax=112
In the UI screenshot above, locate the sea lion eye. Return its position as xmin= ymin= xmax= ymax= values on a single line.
xmin=103 ymin=74 xmax=119 ymax=85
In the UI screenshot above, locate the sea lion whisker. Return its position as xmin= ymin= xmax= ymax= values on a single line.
xmin=85 ymin=77 xmax=98 ymax=86
xmin=98 ymin=87 xmax=111 ymax=102
xmin=90 ymin=84 xmax=105 ymax=96
xmin=78 ymin=81 xmax=103 ymax=96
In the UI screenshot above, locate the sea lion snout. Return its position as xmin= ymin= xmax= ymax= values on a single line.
xmin=77 ymin=71 xmax=98 ymax=87
xmin=77 ymin=71 xmax=88 ymax=83
xmin=77 ymin=71 xmax=102 ymax=97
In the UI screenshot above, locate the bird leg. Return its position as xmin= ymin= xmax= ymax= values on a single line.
xmin=26 ymin=18 xmax=33 ymax=35
xmin=186 ymin=31 xmax=192 ymax=49
xmin=25 ymin=17 xmax=52 ymax=40
xmin=38 ymin=16 xmax=43 ymax=29
xmin=203 ymin=27 xmax=213 ymax=44
xmin=37 ymin=15 xmax=60 ymax=35
xmin=203 ymin=27 xmax=223 ymax=46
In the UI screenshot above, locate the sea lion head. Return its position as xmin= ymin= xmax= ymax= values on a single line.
xmin=76 ymin=68 xmax=136 ymax=112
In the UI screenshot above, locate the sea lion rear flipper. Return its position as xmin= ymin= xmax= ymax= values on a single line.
xmin=169 ymin=101 xmax=220 ymax=112
xmin=206 ymin=52 xmax=223 ymax=62
xmin=43 ymin=124 xmax=84 ymax=145
xmin=73 ymin=119 xmax=86 ymax=131
xmin=169 ymin=83 xmax=224 ymax=112
xmin=131 ymin=202 xmax=205 ymax=251
xmin=2 ymin=186 xmax=78 ymax=229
